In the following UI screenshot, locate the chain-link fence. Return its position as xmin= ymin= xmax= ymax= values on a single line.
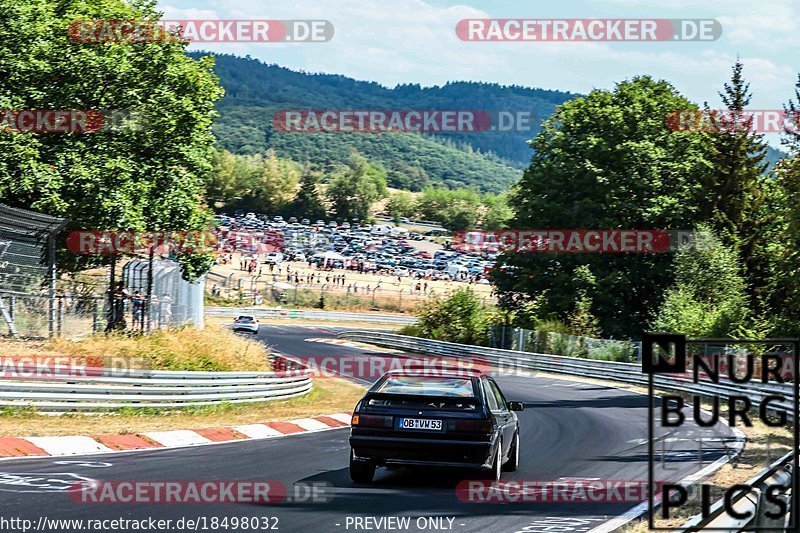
xmin=205 ymin=271 xmax=495 ymax=314
xmin=489 ymin=325 xmax=641 ymax=362
xmin=0 ymin=292 xmax=106 ymax=338
xmin=0 ymin=203 xmax=67 ymax=337
xmin=0 ymin=258 xmax=205 ymax=338
xmin=122 ymin=259 xmax=205 ymax=331
xmin=0 ymin=204 xmax=206 ymax=338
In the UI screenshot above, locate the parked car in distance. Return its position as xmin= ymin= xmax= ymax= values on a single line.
xmin=264 ymin=252 xmax=284 ymax=264
xmin=232 ymin=315 xmax=259 ymax=334
xmin=348 ymin=368 xmax=522 ymax=483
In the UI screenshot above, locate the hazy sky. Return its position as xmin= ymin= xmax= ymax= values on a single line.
xmin=161 ymin=0 xmax=798 ymax=140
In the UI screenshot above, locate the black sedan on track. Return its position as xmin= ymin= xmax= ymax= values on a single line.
xmin=349 ymin=369 xmax=523 ymax=483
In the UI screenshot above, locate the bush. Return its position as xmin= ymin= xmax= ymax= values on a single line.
xmin=397 ymin=324 xmax=423 ymax=337
xmin=416 ymin=287 xmax=491 ymax=345
xmin=651 ymin=227 xmax=752 ymax=338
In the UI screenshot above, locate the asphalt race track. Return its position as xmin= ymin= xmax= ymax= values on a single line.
xmin=0 ymin=325 xmax=736 ymax=533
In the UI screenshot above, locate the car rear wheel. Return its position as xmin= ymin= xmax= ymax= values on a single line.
xmin=503 ymin=432 xmax=519 ymax=472
xmin=480 ymin=439 xmax=502 ymax=482
xmin=349 ymin=449 xmax=375 ymax=483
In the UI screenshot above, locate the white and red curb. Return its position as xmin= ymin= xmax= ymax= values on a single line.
xmin=304 ymin=338 xmax=361 ymax=348
xmin=0 ymin=412 xmax=352 ymax=459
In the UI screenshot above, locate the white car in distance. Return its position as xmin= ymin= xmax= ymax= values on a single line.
xmin=264 ymin=252 xmax=284 ymax=264
xmin=232 ymin=315 xmax=259 ymax=334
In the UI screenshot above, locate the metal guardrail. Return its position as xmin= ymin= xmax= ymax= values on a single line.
xmin=337 ymin=331 xmax=796 ymax=532
xmin=0 ymin=363 xmax=312 ymax=412
xmin=337 ymin=332 xmax=796 ymax=416
xmin=207 ymin=306 xmax=417 ymax=324
xmin=680 ymin=451 xmax=793 ymax=531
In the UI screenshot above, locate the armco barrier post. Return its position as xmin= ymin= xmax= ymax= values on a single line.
xmin=48 ymin=234 xmax=56 ymax=338
xmin=753 ymin=467 xmax=792 ymax=529
xmin=92 ymin=300 xmax=99 ymax=332
xmin=57 ymin=296 xmax=63 ymax=336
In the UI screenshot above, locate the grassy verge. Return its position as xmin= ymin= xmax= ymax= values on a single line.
xmin=41 ymin=324 xmax=270 ymax=371
xmin=0 ymin=325 xmax=365 ymax=436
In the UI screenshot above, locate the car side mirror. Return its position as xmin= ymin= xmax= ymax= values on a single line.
xmin=507 ymin=401 xmax=524 ymax=412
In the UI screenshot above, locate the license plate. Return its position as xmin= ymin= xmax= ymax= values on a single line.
xmin=398 ymin=418 xmax=443 ymax=431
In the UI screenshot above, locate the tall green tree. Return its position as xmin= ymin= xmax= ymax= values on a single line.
xmin=0 ymin=0 xmax=223 ymax=280
xmin=207 ymin=149 xmax=251 ymax=204
xmin=290 ymin=165 xmax=326 ymax=220
xmin=326 ymin=152 xmax=387 ymax=220
xmin=386 ymin=191 xmax=417 ymax=220
xmin=231 ymin=149 xmax=300 ymax=213
xmin=491 ymin=76 xmax=715 ymax=337
xmin=703 ymin=61 xmax=770 ymax=303
xmin=481 ymin=193 xmax=513 ymax=229
xmin=386 ymin=163 xmax=429 ymax=191
xmin=758 ymin=74 xmax=800 ymax=335
xmin=651 ymin=226 xmax=752 ymax=337
xmin=415 ymin=187 xmax=481 ymax=230
xmin=567 ymin=265 xmax=601 ymax=338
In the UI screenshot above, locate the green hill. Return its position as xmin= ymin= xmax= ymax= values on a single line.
xmin=195 ymin=53 xmax=788 ymax=192
xmin=193 ymin=53 xmax=577 ymax=192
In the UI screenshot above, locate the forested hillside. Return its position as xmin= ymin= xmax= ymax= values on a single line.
xmin=191 ymin=52 xmax=577 ymax=192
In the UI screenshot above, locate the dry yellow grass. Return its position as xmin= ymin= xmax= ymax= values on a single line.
xmin=45 ymin=324 xmax=270 ymax=371
xmin=0 ymin=378 xmax=364 ymax=437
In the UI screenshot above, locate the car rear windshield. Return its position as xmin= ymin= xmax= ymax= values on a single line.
xmin=235 ymin=316 xmax=255 ymax=322
xmin=375 ymin=376 xmax=474 ymax=397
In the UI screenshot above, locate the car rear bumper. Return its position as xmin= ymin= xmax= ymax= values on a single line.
xmin=350 ymin=434 xmax=495 ymax=468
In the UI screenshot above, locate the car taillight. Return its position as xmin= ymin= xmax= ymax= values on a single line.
xmin=351 ymin=414 xmax=392 ymax=428
xmin=447 ymin=419 xmax=493 ymax=433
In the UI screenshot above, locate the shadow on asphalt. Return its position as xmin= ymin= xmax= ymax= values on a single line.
xmin=269 ymin=467 xmax=640 ymax=517
xmin=523 ymin=394 xmax=649 ymax=410
xmin=591 ymin=450 xmax=729 ymax=463
xmin=296 ymin=465 xmax=480 ymax=489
